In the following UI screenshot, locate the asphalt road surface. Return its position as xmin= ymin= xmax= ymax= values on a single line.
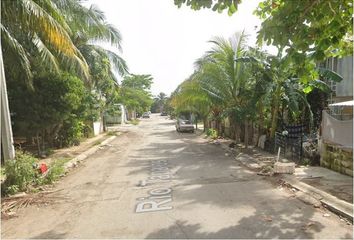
xmin=2 ymin=114 xmax=353 ymax=239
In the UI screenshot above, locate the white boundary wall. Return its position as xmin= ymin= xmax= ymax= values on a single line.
xmin=321 ymin=111 xmax=353 ymax=148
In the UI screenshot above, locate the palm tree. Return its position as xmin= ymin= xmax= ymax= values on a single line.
xmin=1 ymin=0 xmax=90 ymax=85
xmin=238 ymin=51 xmax=343 ymax=142
xmin=194 ymin=32 xmax=252 ymax=143
xmin=171 ymin=75 xmax=211 ymax=131
xmin=1 ymin=0 xmax=129 ymax=159
xmin=54 ymin=0 xmax=129 ymax=82
xmin=155 ymin=92 xmax=167 ymax=112
xmin=1 ymin=0 xmax=91 ymax=160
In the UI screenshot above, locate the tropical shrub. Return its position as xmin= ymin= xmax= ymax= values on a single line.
xmin=57 ymin=117 xmax=85 ymax=147
xmin=2 ymin=151 xmax=37 ymax=195
xmin=206 ymin=128 xmax=218 ymax=139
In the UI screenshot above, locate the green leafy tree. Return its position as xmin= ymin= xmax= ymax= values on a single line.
xmin=174 ymin=0 xmax=353 ymax=83
xmin=3 ymin=0 xmax=128 ymax=153
xmin=121 ymin=74 xmax=154 ymax=118
xmin=238 ymin=53 xmax=343 ymax=140
xmin=194 ymin=32 xmax=253 ymax=143
xmin=255 ymin=0 xmax=353 ymax=61
xmin=9 ymin=71 xmax=86 ymax=152
xmin=171 ymin=75 xmax=211 ymax=131
xmin=151 ymin=92 xmax=168 ymax=113
xmin=174 ymin=0 xmax=241 ymax=15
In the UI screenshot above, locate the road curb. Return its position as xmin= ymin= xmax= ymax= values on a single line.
xmin=283 ymin=175 xmax=353 ymax=222
xmin=64 ymin=135 xmax=116 ymax=171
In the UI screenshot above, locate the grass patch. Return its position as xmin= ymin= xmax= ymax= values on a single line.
xmin=129 ymin=119 xmax=140 ymax=125
xmin=107 ymin=131 xmax=120 ymax=136
xmin=93 ymin=140 xmax=102 ymax=146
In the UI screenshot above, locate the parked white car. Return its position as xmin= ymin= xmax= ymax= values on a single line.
xmin=176 ymin=118 xmax=194 ymax=133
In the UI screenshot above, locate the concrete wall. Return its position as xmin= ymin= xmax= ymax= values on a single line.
xmin=320 ymin=142 xmax=353 ymax=176
xmin=335 ymin=56 xmax=353 ymax=98
xmin=321 ymin=56 xmax=353 ymax=102
xmin=93 ymin=121 xmax=102 ymax=136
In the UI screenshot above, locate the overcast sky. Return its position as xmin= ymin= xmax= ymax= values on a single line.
xmin=87 ymin=0 xmax=273 ymax=96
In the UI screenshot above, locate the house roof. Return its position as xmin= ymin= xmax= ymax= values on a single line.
xmin=329 ymin=100 xmax=354 ymax=107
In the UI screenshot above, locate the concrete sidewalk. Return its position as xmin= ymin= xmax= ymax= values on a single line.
xmin=216 ymin=139 xmax=353 ymax=222
xmin=283 ymin=170 xmax=353 ymax=221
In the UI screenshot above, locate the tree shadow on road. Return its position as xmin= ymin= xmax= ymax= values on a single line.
xmin=124 ymin=124 xmax=353 ymax=239
xmin=31 ymin=230 xmax=68 ymax=239
xmin=144 ymin=216 xmax=331 ymax=239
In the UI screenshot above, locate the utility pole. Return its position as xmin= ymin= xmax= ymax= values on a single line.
xmin=0 ymin=46 xmax=15 ymax=160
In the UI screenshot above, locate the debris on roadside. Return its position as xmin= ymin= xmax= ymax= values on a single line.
xmin=98 ymin=144 xmax=113 ymax=150
xmin=295 ymin=192 xmax=322 ymax=208
xmin=32 ymin=162 xmax=49 ymax=174
xmin=273 ymin=162 xmax=295 ymax=174
xmin=1 ymin=190 xmax=66 ymax=218
xmin=257 ymin=165 xmax=274 ymax=176
xmin=228 ymin=142 xmax=236 ymax=148
xmin=301 ymin=221 xmax=317 ymax=231
xmin=137 ymin=180 xmax=147 ymax=187
xmin=261 ymin=215 xmax=273 ymax=222
xmin=39 ymin=163 xmax=48 ymax=174
xmin=339 ymin=217 xmax=352 ymax=225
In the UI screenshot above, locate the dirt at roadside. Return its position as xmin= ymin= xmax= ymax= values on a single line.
xmin=39 ymin=133 xmax=113 ymax=165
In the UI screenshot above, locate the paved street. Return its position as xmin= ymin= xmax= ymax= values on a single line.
xmin=2 ymin=114 xmax=353 ymax=239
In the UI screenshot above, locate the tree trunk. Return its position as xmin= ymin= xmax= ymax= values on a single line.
xmin=102 ymin=114 xmax=106 ymax=132
xmin=270 ymin=84 xmax=281 ymax=139
xmin=244 ymin=119 xmax=249 ymax=149
xmin=41 ymin=129 xmax=45 ymax=153
xmin=257 ymin=101 xmax=264 ymax=144
xmin=250 ymin=121 xmax=254 ymax=145
xmin=235 ymin=122 xmax=241 ymax=143
xmin=36 ymin=132 xmax=41 ymax=156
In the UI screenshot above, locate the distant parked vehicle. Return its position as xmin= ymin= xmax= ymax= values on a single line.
xmin=176 ymin=118 xmax=194 ymax=133
xmin=160 ymin=112 xmax=168 ymax=116
xmin=142 ymin=112 xmax=150 ymax=118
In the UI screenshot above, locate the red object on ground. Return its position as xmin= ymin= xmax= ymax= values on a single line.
xmin=39 ymin=163 xmax=48 ymax=174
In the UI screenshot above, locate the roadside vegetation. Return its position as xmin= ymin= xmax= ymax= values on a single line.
xmin=2 ymin=0 xmax=154 ymax=157
xmin=129 ymin=119 xmax=141 ymax=125
xmin=1 ymin=0 xmax=154 ymax=193
xmin=171 ymin=0 xmax=352 ymax=154
xmin=1 ymin=151 xmax=69 ymax=196
xmin=1 ymin=0 xmax=351 ymax=194
xmin=120 ymin=74 xmax=154 ymax=119
xmin=151 ymin=92 xmax=169 ymax=113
